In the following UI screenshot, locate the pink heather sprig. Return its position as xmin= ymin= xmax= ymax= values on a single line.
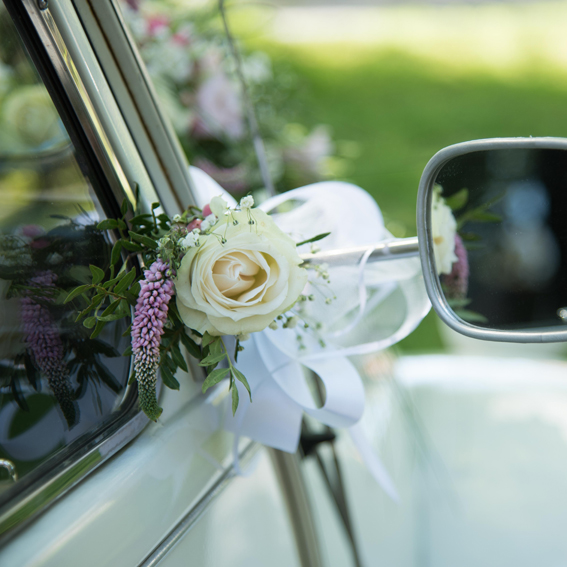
xmin=21 ymin=271 xmax=77 ymax=427
xmin=443 ymin=234 xmax=469 ymax=300
xmin=132 ymin=258 xmax=174 ymax=421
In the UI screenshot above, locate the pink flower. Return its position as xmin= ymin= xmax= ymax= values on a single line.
xmin=147 ymin=15 xmax=169 ymax=37
xmin=132 ymin=258 xmax=174 ymax=421
xmin=20 ymin=225 xmax=44 ymax=238
xmin=195 ymin=72 xmax=245 ymax=140
xmin=21 ymin=271 xmax=77 ymax=427
xmin=202 ymin=204 xmax=212 ymax=218
xmin=30 ymin=238 xmax=49 ymax=249
xmin=187 ymin=219 xmax=202 ymax=232
xmin=442 ymin=234 xmax=469 ymax=299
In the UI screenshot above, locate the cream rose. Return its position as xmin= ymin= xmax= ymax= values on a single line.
xmin=175 ymin=207 xmax=308 ymax=336
xmin=431 ymin=186 xmax=458 ymax=275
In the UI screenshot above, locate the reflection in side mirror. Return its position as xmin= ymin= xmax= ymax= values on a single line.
xmin=418 ymin=137 xmax=567 ymax=343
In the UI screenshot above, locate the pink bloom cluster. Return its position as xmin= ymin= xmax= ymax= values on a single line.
xmin=21 ymin=271 xmax=77 ymax=427
xmin=132 ymin=258 xmax=174 ymax=421
xmin=443 ymin=234 xmax=469 ymax=299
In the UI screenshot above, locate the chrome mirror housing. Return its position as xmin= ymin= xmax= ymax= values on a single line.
xmin=417 ymin=137 xmax=567 ymax=343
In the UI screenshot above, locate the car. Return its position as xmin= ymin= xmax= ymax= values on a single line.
xmin=2 ymin=1 xmax=567 ymax=566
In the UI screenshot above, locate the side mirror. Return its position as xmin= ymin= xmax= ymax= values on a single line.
xmin=417 ymin=137 xmax=567 ymax=343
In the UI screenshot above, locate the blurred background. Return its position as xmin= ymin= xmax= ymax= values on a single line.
xmin=117 ymin=0 xmax=567 ymax=356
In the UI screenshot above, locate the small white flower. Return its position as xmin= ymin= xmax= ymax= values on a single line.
xmin=181 ymin=232 xmax=200 ymax=249
xmin=431 ymin=186 xmax=458 ymax=275
xmin=192 ymin=228 xmax=201 ymax=234
xmin=240 ymin=195 xmax=254 ymax=210
xmin=173 ymin=214 xmax=182 ymax=222
xmin=269 ymin=321 xmax=279 ymax=330
xmin=47 ymin=252 xmax=63 ymax=265
xmin=201 ymin=214 xmax=218 ymax=232
xmin=285 ymin=316 xmax=298 ymax=329
xmin=310 ymin=244 xmax=321 ymax=254
xmin=238 ymin=333 xmax=250 ymax=342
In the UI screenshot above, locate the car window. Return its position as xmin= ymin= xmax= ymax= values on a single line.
xmin=0 ymin=3 xmax=132 ymax=493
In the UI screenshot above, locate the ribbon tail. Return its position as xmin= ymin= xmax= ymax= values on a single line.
xmin=349 ymin=422 xmax=400 ymax=502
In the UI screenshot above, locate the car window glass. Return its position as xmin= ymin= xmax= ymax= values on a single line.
xmin=0 ymin=3 xmax=131 ymax=493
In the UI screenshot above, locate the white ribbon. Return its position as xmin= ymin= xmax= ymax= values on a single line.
xmin=188 ymin=167 xmax=431 ymax=497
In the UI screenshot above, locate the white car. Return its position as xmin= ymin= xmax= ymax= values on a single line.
xmin=2 ymin=1 xmax=567 ymax=566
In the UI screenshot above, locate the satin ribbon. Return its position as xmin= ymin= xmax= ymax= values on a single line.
xmin=188 ymin=167 xmax=431 ymax=497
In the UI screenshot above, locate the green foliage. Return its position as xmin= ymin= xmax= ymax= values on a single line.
xmin=296 ymin=232 xmax=331 ymax=247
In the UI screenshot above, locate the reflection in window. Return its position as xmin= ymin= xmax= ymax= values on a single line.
xmin=0 ymin=5 xmax=131 ymax=489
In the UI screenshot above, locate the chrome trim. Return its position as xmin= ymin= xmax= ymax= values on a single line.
xmin=20 ymin=0 xmax=136 ymax=207
xmin=417 ymin=136 xmax=567 ymax=343
xmin=0 ymin=410 xmax=148 ymax=542
xmin=269 ymin=449 xmax=323 ymax=567
xmin=300 ymin=237 xmax=419 ymax=266
xmin=0 ymin=461 xmax=17 ymax=483
xmin=0 ymin=0 xmax=150 ymax=543
xmin=138 ymin=442 xmax=260 ymax=567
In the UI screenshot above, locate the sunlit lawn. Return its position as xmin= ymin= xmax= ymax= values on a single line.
xmin=238 ymin=2 xmax=567 ymax=352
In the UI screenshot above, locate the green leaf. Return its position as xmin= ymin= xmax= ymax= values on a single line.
xmin=160 ymin=365 xmax=180 ymax=390
xmin=89 ymin=265 xmax=105 ymax=285
xmin=129 ymin=231 xmax=158 ymax=250
xmin=163 ymin=354 xmax=176 ymax=372
xmin=454 ymin=309 xmax=489 ymax=324
xmin=120 ymin=240 xmax=143 ymax=252
xmin=445 ymin=188 xmax=469 ymax=211
xmin=296 ymin=232 xmax=331 ymax=247
xmin=130 ymin=214 xmax=152 ymax=226
xmin=83 ymin=316 xmax=97 ymax=329
xmin=129 ymin=282 xmax=141 ymax=297
xmin=114 ymin=268 xmax=137 ymax=294
xmin=180 ymin=332 xmax=201 ymax=359
xmin=121 ymin=198 xmax=129 ymax=217
xmin=447 ymin=297 xmax=472 ymax=308
xmin=231 ymin=380 xmax=239 ymax=415
xmin=97 ymin=219 xmax=123 ymax=231
xmin=111 ymin=241 xmax=122 ymax=265
xmin=97 ymin=312 xmax=127 ymax=322
xmin=64 ymin=284 xmax=91 ymax=303
xmin=201 ymin=367 xmax=230 ymax=393
xmin=90 ymin=320 xmax=106 ymax=339
xmin=198 ymin=352 xmax=226 ymax=367
xmin=122 ymin=346 xmax=133 ymax=357
xmin=101 ymin=299 xmax=121 ymax=317
xmin=232 ymin=367 xmax=252 ymax=402
xmin=208 ymin=339 xmax=223 ymax=357
xmin=467 ymin=211 xmax=501 ymax=223
xmin=151 ymin=202 xmax=160 ymax=210
xmin=171 ymin=344 xmax=188 ymax=372
xmin=128 ymin=371 xmax=136 ymax=385
xmin=201 ymin=332 xmax=216 ymax=348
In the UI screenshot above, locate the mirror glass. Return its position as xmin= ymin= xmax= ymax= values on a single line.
xmin=431 ymin=147 xmax=567 ymax=332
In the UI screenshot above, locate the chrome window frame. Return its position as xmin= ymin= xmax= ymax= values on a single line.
xmin=417 ymin=136 xmax=567 ymax=344
xmin=0 ymin=0 xmax=154 ymax=542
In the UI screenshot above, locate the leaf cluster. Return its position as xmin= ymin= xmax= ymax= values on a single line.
xmin=200 ymin=333 xmax=251 ymax=416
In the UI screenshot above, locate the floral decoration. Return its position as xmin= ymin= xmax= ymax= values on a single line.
xmin=66 ymin=194 xmax=328 ymax=421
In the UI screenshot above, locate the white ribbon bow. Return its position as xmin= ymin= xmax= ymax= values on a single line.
xmin=189 ymin=167 xmax=430 ymax=498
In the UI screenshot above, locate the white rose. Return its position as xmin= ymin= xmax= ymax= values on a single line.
xmin=431 ymin=186 xmax=458 ymax=275
xmin=175 ymin=209 xmax=308 ymax=336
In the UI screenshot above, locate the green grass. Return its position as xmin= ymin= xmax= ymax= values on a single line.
xmin=241 ymin=31 xmax=567 ymax=352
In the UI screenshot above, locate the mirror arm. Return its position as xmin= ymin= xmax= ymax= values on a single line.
xmin=300 ymin=236 xmax=419 ymax=266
